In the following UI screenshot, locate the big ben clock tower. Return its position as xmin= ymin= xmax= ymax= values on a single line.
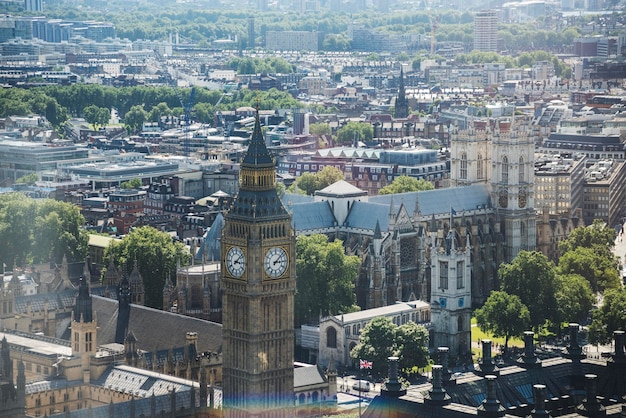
xmin=221 ymin=109 xmax=295 ymax=417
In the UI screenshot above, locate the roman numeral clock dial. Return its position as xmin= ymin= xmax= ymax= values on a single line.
xmin=264 ymin=247 xmax=288 ymax=278
xmin=226 ymin=246 xmax=246 ymax=278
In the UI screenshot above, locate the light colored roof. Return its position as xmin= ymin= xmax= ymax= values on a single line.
xmin=315 ymin=180 xmax=367 ymax=197
xmin=0 ymin=331 xmax=72 ymax=358
xmin=333 ymin=301 xmax=430 ymax=324
xmin=89 ymin=234 xmax=120 ymax=249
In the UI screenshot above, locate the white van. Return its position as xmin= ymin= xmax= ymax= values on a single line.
xmin=352 ymin=380 xmax=371 ymax=392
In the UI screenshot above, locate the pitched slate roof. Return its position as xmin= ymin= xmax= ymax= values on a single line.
xmin=369 ymin=184 xmax=491 ymax=217
xmin=91 ymin=296 xmax=222 ymax=354
xmin=345 ymin=201 xmax=390 ymax=231
xmin=294 ymin=363 xmax=327 ymax=388
xmin=291 ymin=201 xmax=336 ymax=231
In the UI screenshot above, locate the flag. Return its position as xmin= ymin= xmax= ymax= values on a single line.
xmin=451 ymin=207 xmax=456 ymax=215
xmin=359 ymin=359 xmax=373 ymax=369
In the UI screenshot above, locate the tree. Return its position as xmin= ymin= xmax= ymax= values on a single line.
xmin=499 ymin=251 xmax=559 ymax=331
xmin=395 ymin=321 xmax=430 ymax=373
xmin=124 ymin=105 xmax=147 ymax=134
xmin=350 ymin=316 xmax=430 ymax=378
xmin=0 ymin=194 xmax=88 ymax=267
xmin=558 ymin=247 xmax=621 ymax=293
xmin=309 ymin=122 xmax=331 ymax=136
xmin=15 ymin=173 xmax=38 ymax=184
xmin=474 ymin=291 xmax=531 ymax=352
xmin=295 ymin=234 xmax=360 ymax=326
xmin=588 ymin=288 xmax=626 ymax=345
xmin=83 ymin=105 xmax=110 ymax=131
xmin=288 ymin=167 xmax=344 ymax=196
xmin=379 ymin=176 xmax=434 ymax=195
xmin=559 ymin=219 xmax=616 ymax=256
xmin=555 ymin=274 xmax=595 ymax=326
xmin=351 ymin=317 xmax=396 ymax=377
xmin=120 ymin=178 xmax=143 ymax=189
xmin=316 ymin=166 xmax=344 ymax=190
xmin=335 ymin=121 xmax=373 ymax=145
xmin=104 ymin=226 xmax=191 ymax=309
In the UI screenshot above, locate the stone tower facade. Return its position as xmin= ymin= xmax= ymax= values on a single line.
xmin=430 ymin=225 xmax=472 ymax=360
xmin=489 ymin=120 xmax=536 ymax=261
xmin=221 ymin=110 xmax=296 ymax=417
xmin=71 ymin=276 xmax=97 ymax=383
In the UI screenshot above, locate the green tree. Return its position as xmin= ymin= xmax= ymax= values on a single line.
xmin=316 ymin=166 xmax=344 ymax=190
xmin=559 ymin=219 xmax=616 ymax=256
xmin=15 ymin=173 xmax=38 ymax=184
xmin=309 ymin=122 xmax=331 ymax=136
xmin=124 ymin=105 xmax=147 ymax=134
xmin=84 ymin=104 xmax=105 ymax=130
xmin=335 ymin=121 xmax=373 ymax=145
xmin=499 ymin=251 xmax=559 ymax=331
xmin=395 ymin=321 xmax=430 ymax=374
xmin=295 ymin=234 xmax=360 ymax=326
xmin=474 ymin=291 xmax=531 ymax=352
xmin=0 ymin=194 xmax=88 ymax=266
xmin=104 ymin=226 xmax=190 ymax=309
xmin=379 ymin=176 xmax=434 ymax=195
xmin=588 ymin=288 xmax=626 ymax=345
xmin=351 ymin=317 xmax=397 ymax=377
xmin=288 ymin=167 xmax=344 ymax=196
xmin=350 ymin=316 xmax=430 ymax=378
xmin=555 ymin=274 xmax=595 ymax=325
xmin=120 ymin=178 xmax=143 ymax=189
xmin=558 ymin=247 xmax=621 ymax=293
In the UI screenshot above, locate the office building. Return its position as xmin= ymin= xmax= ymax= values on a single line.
xmin=473 ymin=10 xmax=498 ymax=52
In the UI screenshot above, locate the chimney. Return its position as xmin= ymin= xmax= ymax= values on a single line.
xmin=477 ymin=375 xmax=506 ymax=417
xmin=576 ymin=374 xmax=606 ymax=417
xmin=424 ymin=365 xmax=451 ymax=406
xmin=438 ymin=346 xmax=453 ymax=384
xmin=528 ymin=384 xmax=551 ymax=418
xmin=518 ymin=331 xmax=541 ymax=368
xmin=381 ymin=356 xmax=406 ymax=397
xmin=477 ymin=339 xmax=499 ymax=376
xmin=612 ymin=330 xmax=625 ymax=364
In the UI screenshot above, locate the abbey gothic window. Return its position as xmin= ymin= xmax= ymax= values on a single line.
xmin=477 ymin=153 xmax=484 ymax=180
xmin=502 ymin=156 xmax=509 ymax=184
xmin=519 ymin=156 xmax=525 ymax=183
xmin=460 ymin=153 xmax=467 ymax=180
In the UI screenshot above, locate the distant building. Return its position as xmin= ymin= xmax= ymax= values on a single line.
xmin=265 ymin=30 xmax=321 ymax=52
xmin=473 ymin=10 xmax=498 ymax=52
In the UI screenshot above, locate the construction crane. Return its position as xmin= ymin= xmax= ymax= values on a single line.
xmin=429 ymin=14 xmax=438 ymax=56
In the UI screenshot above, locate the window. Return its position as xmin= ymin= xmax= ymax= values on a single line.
xmin=73 ymin=333 xmax=79 ymax=352
xmin=460 ymin=153 xmax=467 ymax=179
xmin=502 ymin=156 xmax=509 ymax=184
xmin=477 ymin=153 xmax=484 ymax=179
xmin=326 ymin=327 xmax=337 ymax=349
xmin=519 ymin=156 xmax=525 ymax=183
xmin=439 ymin=261 xmax=448 ymax=290
xmin=456 ymin=261 xmax=464 ymax=289
xmin=85 ymin=332 xmax=92 ymax=352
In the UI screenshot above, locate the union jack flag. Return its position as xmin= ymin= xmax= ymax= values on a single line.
xmin=359 ymin=359 xmax=373 ymax=369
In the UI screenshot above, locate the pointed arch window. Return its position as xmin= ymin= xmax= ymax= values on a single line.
xmin=519 ymin=156 xmax=525 ymax=183
xmin=477 ymin=153 xmax=484 ymax=180
xmin=502 ymin=156 xmax=509 ymax=184
xmin=460 ymin=153 xmax=467 ymax=180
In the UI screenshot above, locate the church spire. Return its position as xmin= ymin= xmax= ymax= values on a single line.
xmin=394 ymin=66 xmax=409 ymax=119
xmin=73 ymin=276 xmax=93 ymax=323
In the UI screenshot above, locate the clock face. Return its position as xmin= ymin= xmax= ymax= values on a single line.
xmin=264 ymin=247 xmax=288 ymax=278
xmin=226 ymin=246 xmax=246 ymax=278
xmin=518 ymin=189 xmax=527 ymax=208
